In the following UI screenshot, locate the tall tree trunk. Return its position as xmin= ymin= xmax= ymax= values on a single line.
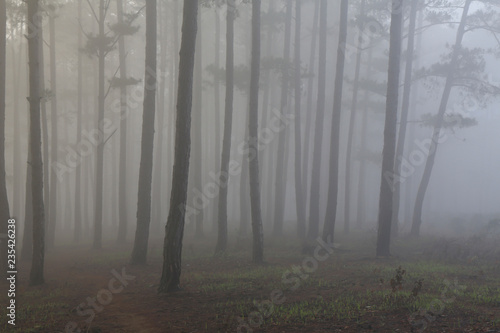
xmin=293 ymin=0 xmax=305 ymax=239
xmin=376 ymin=0 xmax=403 ymax=257
xmin=158 ymin=0 xmax=198 ymax=293
xmin=192 ymin=16 xmax=203 ymax=238
xmin=411 ymin=0 xmax=472 ymax=237
xmin=47 ymin=9 xmax=57 ymax=248
xmin=21 ymin=143 xmax=33 ymax=261
xmin=215 ymin=0 xmax=235 ymax=255
xmin=93 ymin=0 xmax=105 ymax=250
xmin=272 ymin=0 xmax=292 ymax=238
xmin=322 ymin=0 xmax=348 ymax=241
xmin=131 ymin=0 xmax=157 ymax=264
xmin=116 ymin=0 xmax=128 ymax=243
xmin=212 ymin=6 xmax=221 ymax=233
xmin=344 ymin=0 xmax=365 ymax=233
xmin=302 ymin=0 xmax=319 ymax=203
xmin=391 ymin=0 xmax=418 ymax=237
xmin=0 ymin=0 xmax=9 ymax=275
xmin=74 ymin=0 xmax=83 ymax=243
xmin=239 ymin=111 xmax=250 ymax=236
xmin=27 ymin=0 xmax=46 ymax=285
xmin=307 ymin=0 xmax=327 ymax=240
xmin=249 ymin=0 xmax=264 ymax=263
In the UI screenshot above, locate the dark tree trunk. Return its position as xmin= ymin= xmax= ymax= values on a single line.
xmin=116 ymin=0 xmax=129 ymax=244
xmin=307 ymin=0 xmax=327 ymax=240
xmin=293 ymin=0 xmax=306 ymax=239
xmin=47 ymin=8 xmax=58 ymax=249
xmin=249 ymin=0 xmax=264 ymax=263
xmin=131 ymin=0 xmax=157 ymax=264
xmin=344 ymin=0 xmax=365 ymax=234
xmin=212 ymin=6 xmax=221 ymax=233
xmin=27 ymin=0 xmax=46 ymax=285
xmin=215 ymin=0 xmax=235 ymax=255
xmin=93 ymin=0 xmax=105 ymax=250
xmin=239 ymin=111 xmax=250 ymax=236
xmin=21 ymin=144 xmax=33 ymax=261
xmin=376 ymin=0 xmax=404 ymax=257
xmin=74 ymin=0 xmax=83 ymax=243
xmin=0 ymin=0 xmax=9 ymax=275
xmin=411 ymin=0 xmax=472 ymax=237
xmin=272 ymin=0 xmax=292 ymax=238
xmin=158 ymin=0 xmax=198 ymax=293
xmin=391 ymin=0 xmax=418 ymax=238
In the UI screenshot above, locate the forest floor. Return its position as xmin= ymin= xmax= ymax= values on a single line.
xmin=1 ymin=231 xmax=500 ymax=332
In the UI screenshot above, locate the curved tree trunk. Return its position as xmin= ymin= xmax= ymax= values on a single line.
xmin=158 ymin=0 xmax=198 ymax=293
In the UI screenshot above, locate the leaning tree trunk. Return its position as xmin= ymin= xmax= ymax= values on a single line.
xmin=27 ymin=0 xmax=46 ymax=285
xmin=249 ymin=0 xmax=264 ymax=264
xmin=343 ymin=0 xmax=365 ymax=234
xmin=411 ymin=0 xmax=472 ymax=237
xmin=293 ymin=0 xmax=306 ymax=239
xmin=0 ymin=0 xmax=9 ymax=275
xmin=215 ymin=0 xmax=235 ymax=255
xmin=131 ymin=0 xmax=157 ymax=265
xmin=375 ymin=0 xmax=403 ymax=257
xmin=158 ymin=0 xmax=198 ymax=293
xmin=391 ymin=0 xmax=418 ymax=238
xmin=272 ymin=0 xmax=292 ymax=238
xmin=322 ymin=0 xmax=348 ymax=242
xmin=307 ymin=0 xmax=327 ymax=240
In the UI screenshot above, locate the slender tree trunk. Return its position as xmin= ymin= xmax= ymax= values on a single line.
xmin=249 ymin=0 xmax=264 ymax=263
xmin=391 ymin=0 xmax=418 ymax=237
xmin=322 ymin=0 xmax=348 ymax=241
xmin=293 ymin=0 xmax=306 ymax=239
xmin=411 ymin=0 xmax=472 ymax=237
xmin=239 ymin=111 xmax=250 ymax=236
xmin=74 ymin=0 xmax=83 ymax=243
xmin=158 ymin=0 xmax=198 ymax=293
xmin=0 ymin=0 xmax=9 ymax=275
xmin=376 ymin=0 xmax=404 ymax=257
xmin=215 ymin=0 xmax=235 ymax=255
xmin=12 ymin=39 xmax=21 ymax=221
xmin=272 ymin=0 xmax=292 ymax=238
xmin=302 ymin=0 xmax=319 ymax=202
xmin=131 ymin=0 xmax=157 ymax=264
xmin=212 ymin=6 xmax=221 ymax=233
xmin=47 ymin=9 xmax=58 ymax=248
xmin=93 ymin=0 xmax=105 ymax=250
xmin=307 ymin=0 xmax=327 ymax=240
xmin=344 ymin=0 xmax=365 ymax=233
xmin=21 ymin=143 xmax=33 ymax=261
xmin=116 ymin=0 xmax=128 ymax=243
xmin=27 ymin=0 xmax=46 ymax=285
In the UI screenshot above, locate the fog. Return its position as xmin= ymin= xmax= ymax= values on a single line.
xmin=1 ymin=0 xmax=500 ymax=332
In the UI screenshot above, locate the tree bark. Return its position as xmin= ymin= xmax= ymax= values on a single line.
xmin=376 ymin=0 xmax=404 ymax=257
xmin=74 ymin=0 xmax=83 ymax=243
xmin=27 ymin=0 xmax=46 ymax=285
xmin=215 ymin=0 xmax=235 ymax=255
xmin=131 ymin=0 xmax=157 ymax=264
xmin=249 ymin=0 xmax=264 ymax=263
xmin=158 ymin=0 xmax=198 ymax=293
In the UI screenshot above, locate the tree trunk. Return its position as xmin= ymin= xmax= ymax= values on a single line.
xmin=293 ymin=0 xmax=306 ymax=239
xmin=27 ymin=0 xmax=46 ymax=285
xmin=344 ymin=0 xmax=365 ymax=234
xmin=307 ymin=0 xmax=327 ymax=240
xmin=0 ymin=0 xmax=9 ymax=275
xmin=74 ymin=0 xmax=83 ymax=243
xmin=21 ymin=143 xmax=33 ymax=261
xmin=116 ymin=0 xmax=128 ymax=243
xmin=158 ymin=0 xmax=198 ymax=293
xmin=322 ymin=0 xmax=348 ymax=241
xmin=376 ymin=0 xmax=403 ymax=257
xmin=47 ymin=9 xmax=58 ymax=248
xmin=239 ymin=110 xmax=250 ymax=236
xmin=411 ymin=0 xmax=472 ymax=237
xmin=93 ymin=0 xmax=105 ymax=250
xmin=212 ymin=6 xmax=221 ymax=233
xmin=272 ymin=0 xmax=292 ymax=238
xmin=215 ymin=0 xmax=235 ymax=255
xmin=249 ymin=0 xmax=264 ymax=263
xmin=391 ymin=0 xmax=418 ymax=238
